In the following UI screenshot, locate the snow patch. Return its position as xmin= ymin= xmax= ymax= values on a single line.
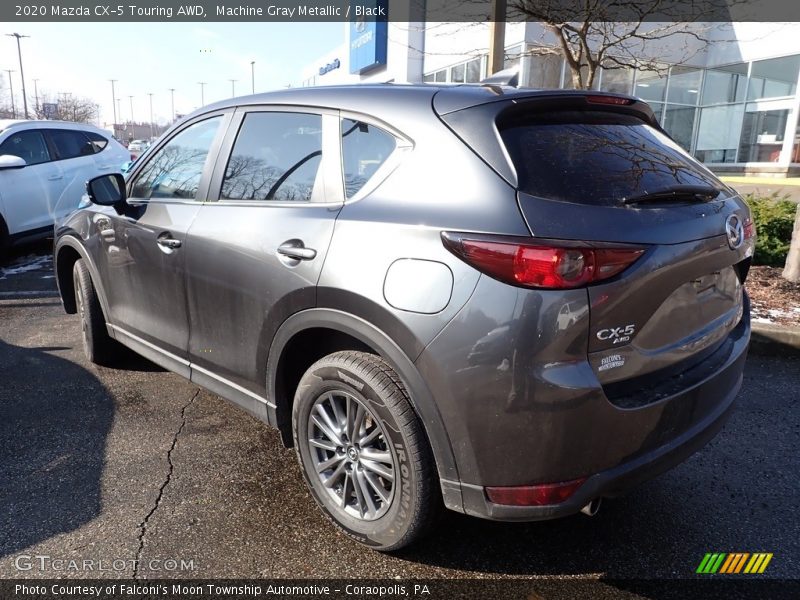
xmin=0 ymin=255 xmax=53 ymax=279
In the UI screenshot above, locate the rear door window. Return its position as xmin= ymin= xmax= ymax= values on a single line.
xmin=341 ymin=119 xmax=396 ymax=199
xmin=48 ymin=129 xmax=96 ymax=160
xmin=221 ymin=112 xmax=323 ymax=202
xmin=498 ymin=110 xmax=725 ymax=205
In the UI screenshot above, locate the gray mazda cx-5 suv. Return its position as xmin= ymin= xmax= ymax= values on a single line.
xmin=54 ymin=84 xmax=753 ymax=550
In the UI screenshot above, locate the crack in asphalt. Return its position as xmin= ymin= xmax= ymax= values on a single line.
xmin=132 ymin=388 xmax=200 ymax=579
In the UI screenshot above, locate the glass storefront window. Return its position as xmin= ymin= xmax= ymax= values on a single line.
xmin=634 ymin=70 xmax=668 ymax=102
xmin=701 ymin=63 xmax=747 ymax=105
xmin=600 ymin=64 xmax=634 ymax=95
xmin=465 ymin=58 xmax=482 ymax=83
xmin=667 ymin=66 xmax=703 ymax=105
xmin=504 ymin=44 xmax=523 ymax=70
xmin=695 ymin=104 xmax=745 ymax=163
xmin=663 ymin=105 xmax=697 ymax=150
xmin=451 ymin=63 xmax=465 ymax=83
xmin=434 ymin=69 xmax=446 ymax=83
xmin=649 ymin=101 xmax=664 ymax=123
xmin=738 ymin=108 xmax=789 ymax=162
xmin=526 ymin=53 xmax=562 ymax=89
xmin=747 ymin=55 xmax=800 ymax=100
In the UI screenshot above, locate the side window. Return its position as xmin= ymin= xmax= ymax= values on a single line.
xmin=85 ymin=131 xmax=109 ymax=153
xmin=130 ymin=116 xmax=222 ymax=201
xmin=0 ymin=130 xmax=51 ymax=165
xmin=341 ymin=119 xmax=396 ymax=199
xmin=221 ymin=112 xmax=323 ymax=202
xmin=49 ymin=130 xmax=96 ymax=159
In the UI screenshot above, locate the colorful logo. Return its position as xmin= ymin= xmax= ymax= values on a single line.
xmin=696 ymin=552 xmax=773 ymax=574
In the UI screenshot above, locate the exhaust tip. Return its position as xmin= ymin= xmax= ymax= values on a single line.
xmin=580 ymin=498 xmax=601 ymax=517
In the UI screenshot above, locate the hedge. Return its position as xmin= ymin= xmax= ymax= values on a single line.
xmin=742 ymin=192 xmax=798 ymax=267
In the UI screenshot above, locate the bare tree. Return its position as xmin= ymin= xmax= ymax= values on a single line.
xmin=508 ymin=0 xmax=737 ymax=89
xmin=35 ymin=93 xmax=99 ymax=124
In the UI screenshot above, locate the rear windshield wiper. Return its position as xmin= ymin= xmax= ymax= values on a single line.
xmin=621 ymin=184 xmax=721 ymax=205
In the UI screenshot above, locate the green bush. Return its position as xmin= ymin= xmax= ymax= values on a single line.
xmin=742 ymin=192 xmax=798 ymax=266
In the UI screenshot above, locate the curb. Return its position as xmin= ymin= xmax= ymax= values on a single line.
xmin=750 ymin=322 xmax=800 ymax=357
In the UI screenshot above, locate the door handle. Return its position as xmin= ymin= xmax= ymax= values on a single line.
xmin=157 ymin=237 xmax=182 ymax=249
xmin=47 ymin=174 xmax=63 ymax=180
xmin=277 ymin=243 xmax=317 ymax=261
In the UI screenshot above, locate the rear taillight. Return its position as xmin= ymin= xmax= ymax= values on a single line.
xmin=744 ymin=217 xmax=755 ymax=240
xmin=442 ymin=233 xmax=644 ymax=290
xmin=486 ymin=478 xmax=586 ymax=506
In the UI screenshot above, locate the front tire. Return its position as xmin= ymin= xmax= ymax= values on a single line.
xmin=292 ymin=351 xmax=440 ymax=550
xmin=73 ymin=259 xmax=119 ymax=365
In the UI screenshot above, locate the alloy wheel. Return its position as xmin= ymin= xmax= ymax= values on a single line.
xmin=307 ymin=390 xmax=395 ymax=521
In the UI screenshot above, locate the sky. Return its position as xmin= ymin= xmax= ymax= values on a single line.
xmin=1 ymin=22 xmax=344 ymax=128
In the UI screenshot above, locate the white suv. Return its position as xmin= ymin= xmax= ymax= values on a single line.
xmin=0 ymin=120 xmax=129 ymax=254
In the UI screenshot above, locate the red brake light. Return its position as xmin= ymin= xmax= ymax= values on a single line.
xmin=744 ymin=217 xmax=755 ymax=240
xmin=444 ymin=234 xmax=644 ymax=290
xmin=486 ymin=478 xmax=586 ymax=506
xmin=586 ymin=95 xmax=634 ymax=106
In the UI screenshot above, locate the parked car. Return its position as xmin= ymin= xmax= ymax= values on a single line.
xmin=127 ymin=139 xmax=149 ymax=152
xmin=0 ymin=120 xmax=130 ymax=254
xmin=54 ymin=85 xmax=754 ymax=550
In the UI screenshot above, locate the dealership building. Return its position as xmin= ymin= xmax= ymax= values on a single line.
xmin=296 ymin=21 xmax=800 ymax=177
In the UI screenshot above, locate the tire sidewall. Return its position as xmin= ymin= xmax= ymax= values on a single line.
xmin=73 ymin=261 xmax=93 ymax=358
xmin=294 ymin=363 xmax=417 ymax=549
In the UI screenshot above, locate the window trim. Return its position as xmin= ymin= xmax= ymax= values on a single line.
xmin=206 ymin=105 xmax=345 ymax=207
xmin=124 ymin=110 xmax=233 ymax=205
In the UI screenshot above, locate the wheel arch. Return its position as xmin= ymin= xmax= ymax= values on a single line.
xmin=266 ymin=308 xmax=460 ymax=487
xmin=54 ymin=235 xmax=111 ymax=320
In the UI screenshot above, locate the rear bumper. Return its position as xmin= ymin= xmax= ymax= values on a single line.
xmin=424 ymin=282 xmax=750 ymax=521
xmin=446 ymin=324 xmax=750 ymax=521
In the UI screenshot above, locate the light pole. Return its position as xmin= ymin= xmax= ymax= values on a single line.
xmin=33 ymin=78 xmax=39 ymax=114
xmin=4 ymin=69 xmax=15 ymax=118
xmin=6 ymin=33 xmax=30 ymax=118
xmin=128 ymin=95 xmax=134 ymax=124
xmin=147 ymin=92 xmax=154 ymax=138
xmin=229 ymin=79 xmax=237 ymax=97
xmin=198 ymin=81 xmax=206 ymax=106
xmin=250 ymin=61 xmax=255 ymax=93
xmin=109 ymin=79 xmax=117 ymax=126
xmin=168 ymin=88 xmax=176 ymax=122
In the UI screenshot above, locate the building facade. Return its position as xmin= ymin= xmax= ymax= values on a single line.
xmin=296 ymin=22 xmax=800 ymax=176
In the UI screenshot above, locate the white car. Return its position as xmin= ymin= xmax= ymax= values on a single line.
xmin=0 ymin=120 xmax=129 ymax=252
xmin=127 ymin=139 xmax=149 ymax=152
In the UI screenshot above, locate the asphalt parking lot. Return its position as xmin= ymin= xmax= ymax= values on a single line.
xmin=0 ymin=244 xmax=798 ymax=591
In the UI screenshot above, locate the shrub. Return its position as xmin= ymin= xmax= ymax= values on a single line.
xmin=742 ymin=192 xmax=798 ymax=266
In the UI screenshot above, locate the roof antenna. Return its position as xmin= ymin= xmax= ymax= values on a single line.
xmin=480 ymin=67 xmax=519 ymax=88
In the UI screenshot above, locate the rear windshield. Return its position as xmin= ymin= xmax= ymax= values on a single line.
xmin=498 ymin=110 xmax=726 ymax=206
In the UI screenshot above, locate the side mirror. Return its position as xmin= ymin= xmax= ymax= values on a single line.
xmin=0 ymin=154 xmax=27 ymax=169
xmin=86 ymin=173 xmax=127 ymax=206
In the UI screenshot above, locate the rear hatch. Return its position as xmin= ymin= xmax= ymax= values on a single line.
xmin=438 ymin=91 xmax=753 ymax=400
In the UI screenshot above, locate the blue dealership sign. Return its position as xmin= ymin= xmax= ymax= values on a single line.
xmin=349 ymin=0 xmax=388 ymax=74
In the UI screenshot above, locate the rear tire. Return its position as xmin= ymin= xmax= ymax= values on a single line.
xmin=0 ymin=217 xmax=9 ymax=264
xmin=73 ymin=258 xmax=119 ymax=365
xmin=292 ymin=351 xmax=440 ymax=550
